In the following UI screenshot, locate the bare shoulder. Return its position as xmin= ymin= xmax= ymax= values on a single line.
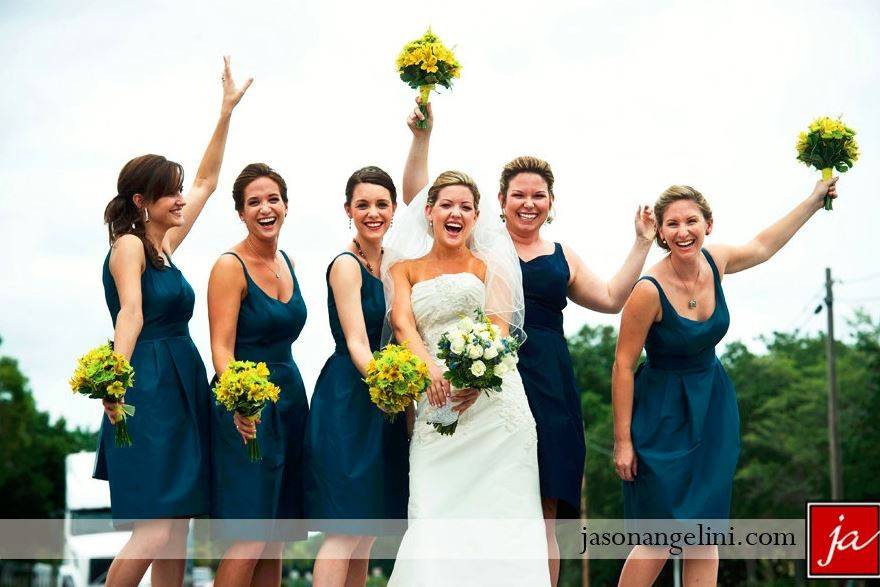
xmin=211 ymin=252 xmax=246 ymax=283
xmin=329 ymin=252 xmax=362 ymax=281
xmin=629 ymin=278 xmax=660 ymax=304
xmin=469 ymin=255 xmax=488 ymax=281
xmin=704 ymin=244 xmax=731 ymax=274
xmin=390 ymin=259 xmax=415 ymax=282
xmin=109 ymin=234 xmax=145 ymax=269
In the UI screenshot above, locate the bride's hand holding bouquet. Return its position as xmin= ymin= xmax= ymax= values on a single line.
xmin=431 ymin=310 xmax=521 ymax=435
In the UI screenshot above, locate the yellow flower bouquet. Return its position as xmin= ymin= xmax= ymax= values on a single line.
xmin=213 ymin=360 xmax=281 ymax=462
xmin=397 ymin=28 xmax=461 ymax=129
xmin=796 ymin=116 xmax=859 ymax=210
xmin=364 ymin=343 xmax=431 ymax=420
xmin=70 ymin=341 xmax=135 ymax=447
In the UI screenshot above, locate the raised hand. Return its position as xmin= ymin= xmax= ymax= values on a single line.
xmin=407 ymin=96 xmax=433 ymax=136
xmin=634 ymin=204 xmax=656 ymax=242
xmin=811 ymin=175 xmax=840 ymax=209
xmin=220 ymin=55 xmax=253 ymax=115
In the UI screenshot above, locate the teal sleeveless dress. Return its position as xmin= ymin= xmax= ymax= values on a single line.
xmin=209 ymin=251 xmax=308 ymax=539
xmin=518 ymin=243 xmax=585 ymax=518
xmin=302 ymin=252 xmax=409 ymax=534
xmin=95 ymin=248 xmax=210 ymax=525
xmin=624 ymin=249 xmax=740 ymax=523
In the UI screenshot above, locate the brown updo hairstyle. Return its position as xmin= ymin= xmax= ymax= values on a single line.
xmin=104 ymin=154 xmax=184 ymax=270
xmin=498 ymin=155 xmax=555 ymax=202
xmin=344 ymin=166 xmax=397 ymax=205
xmin=427 ymin=170 xmax=481 ymax=208
xmin=653 ymin=185 xmax=714 ymax=250
xmin=232 ymin=163 xmax=288 ymax=212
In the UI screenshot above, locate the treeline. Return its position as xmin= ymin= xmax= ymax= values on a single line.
xmin=0 ymin=336 xmax=96 ymax=518
xmin=564 ymin=310 xmax=880 ymax=586
xmin=1 ymin=312 xmax=878 ymax=585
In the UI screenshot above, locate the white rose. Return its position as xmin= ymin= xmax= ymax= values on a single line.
xmin=493 ymin=340 xmax=505 ymax=352
xmin=482 ymin=345 xmax=499 ymax=360
xmin=493 ymin=362 xmax=508 ymax=376
xmin=450 ymin=337 xmax=466 ymax=355
xmin=470 ymin=360 xmax=486 ymax=377
xmin=467 ymin=344 xmax=484 ymax=359
xmin=458 ymin=317 xmax=474 ymax=331
xmin=491 ymin=324 xmax=502 ymax=337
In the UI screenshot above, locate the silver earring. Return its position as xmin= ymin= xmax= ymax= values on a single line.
xmin=144 ymin=208 xmax=150 ymax=223
xmin=546 ymin=207 xmax=555 ymax=224
xmin=348 ymin=217 xmax=352 ymax=229
xmin=499 ymin=213 xmax=506 ymax=223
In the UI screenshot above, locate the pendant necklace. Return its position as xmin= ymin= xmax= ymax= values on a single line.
xmin=245 ymin=237 xmax=280 ymax=279
xmin=669 ymin=256 xmax=700 ymax=309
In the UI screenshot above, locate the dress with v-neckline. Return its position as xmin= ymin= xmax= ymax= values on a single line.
xmin=209 ymin=249 xmax=309 ymax=540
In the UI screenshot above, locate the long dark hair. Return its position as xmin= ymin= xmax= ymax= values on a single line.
xmin=104 ymin=154 xmax=183 ymax=269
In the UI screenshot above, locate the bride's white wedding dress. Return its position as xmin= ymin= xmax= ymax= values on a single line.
xmin=388 ymin=272 xmax=550 ymax=586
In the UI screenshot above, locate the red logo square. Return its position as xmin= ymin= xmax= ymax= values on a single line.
xmin=807 ymin=502 xmax=880 ymax=579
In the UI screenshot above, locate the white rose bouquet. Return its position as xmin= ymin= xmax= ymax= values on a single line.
xmin=432 ymin=309 xmax=521 ymax=435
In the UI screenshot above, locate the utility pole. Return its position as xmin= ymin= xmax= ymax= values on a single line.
xmin=825 ymin=267 xmax=843 ymax=500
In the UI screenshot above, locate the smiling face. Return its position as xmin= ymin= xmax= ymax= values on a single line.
xmin=499 ymin=172 xmax=552 ymax=235
xmin=426 ymin=185 xmax=479 ymax=248
xmin=239 ymin=176 xmax=287 ymax=241
xmin=136 ymin=188 xmax=186 ymax=229
xmin=658 ymin=199 xmax=713 ymax=259
xmin=346 ymin=182 xmax=395 ymax=243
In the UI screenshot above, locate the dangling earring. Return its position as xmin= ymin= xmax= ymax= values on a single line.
xmin=348 ymin=217 xmax=352 ymax=229
xmin=143 ymin=208 xmax=150 ymax=224
xmin=499 ymin=213 xmax=506 ymax=223
xmin=545 ymin=207 xmax=554 ymax=225
xmin=390 ymin=219 xmax=394 ymax=228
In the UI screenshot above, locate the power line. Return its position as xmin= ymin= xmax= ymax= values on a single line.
xmin=839 ymin=272 xmax=880 ymax=285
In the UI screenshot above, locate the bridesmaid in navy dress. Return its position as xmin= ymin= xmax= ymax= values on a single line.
xmin=303 ymin=167 xmax=409 ymax=586
xmin=95 ymin=56 xmax=250 ymax=587
xmin=400 ymin=100 xmax=655 ymax=586
xmin=207 ymin=163 xmax=308 ymax=587
xmin=613 ymin=179 xmax=840 ymax=586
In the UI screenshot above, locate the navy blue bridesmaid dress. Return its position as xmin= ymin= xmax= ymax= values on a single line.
xmin=624 ymin=249 xmax=740 ymax=523
xmin=518 ymin=242 xmax=586 ymax=518
xmin=209 ymin=251 xmax=309 ymax=540
xmin=303 ymin=252 xmax=409 ymax=534
xmin=95 ymin=247 xmax=210 ymax=525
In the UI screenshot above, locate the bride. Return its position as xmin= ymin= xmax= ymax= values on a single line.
xmin=383 ymin=169 xmax=550 ymax=586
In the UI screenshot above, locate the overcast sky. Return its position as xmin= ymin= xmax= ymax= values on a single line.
xmin=1 ymin=0 xmax=878 ymax=430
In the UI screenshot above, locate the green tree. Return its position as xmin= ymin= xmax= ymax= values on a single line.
xmin=0 ymin=335 xmax=96 ymax=517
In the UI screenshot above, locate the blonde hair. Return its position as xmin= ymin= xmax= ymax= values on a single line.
xmin=654 ymin=185 xmax=713 ymax=250
xmin=427 ymin=170 xmax=481 ymax=208
xmin=498 ymin=155 xmax=555 ymax=200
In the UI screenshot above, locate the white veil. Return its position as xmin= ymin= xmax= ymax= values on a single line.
xmin=380 ymin=184 xmax=526 ymax=347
